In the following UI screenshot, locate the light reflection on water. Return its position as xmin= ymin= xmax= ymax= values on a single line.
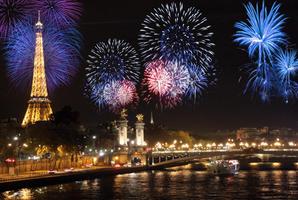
xmin=1 ymin=167 xmax=298 ymax=200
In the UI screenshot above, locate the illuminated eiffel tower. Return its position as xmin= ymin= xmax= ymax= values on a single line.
xmin=22 ymin=12 xmax=53 ymax=127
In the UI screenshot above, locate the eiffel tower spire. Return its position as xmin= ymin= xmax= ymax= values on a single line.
xmin=22 ymin=11 xmax=53 ymax=127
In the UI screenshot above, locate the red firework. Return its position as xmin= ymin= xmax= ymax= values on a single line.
xmin=117 ymin=80 xmax=138 ymax=106
xmin=144 ymin=59 xmax=172 ymax=96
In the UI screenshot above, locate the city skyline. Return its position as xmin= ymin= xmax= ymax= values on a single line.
xmin=0 ymin=0 xmax=298 ymax=132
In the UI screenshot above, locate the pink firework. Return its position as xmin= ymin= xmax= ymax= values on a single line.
xmin=143 ymin=59 xmax=191 ymax=108
xmin=160 ymin=60 xmax=190 ymax=107
xmin=117 ymin=80 xmax=138 ymax=107
xmin=144 ymin=59 xmax=171 ymax=96
xmin=161 ymin=93 xmax=183 ymax=108
xmin=103 ymin=80 xmax=137 ymax=111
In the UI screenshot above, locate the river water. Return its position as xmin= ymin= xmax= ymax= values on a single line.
xmin=1 ymin=166 xmax=298 ymax=199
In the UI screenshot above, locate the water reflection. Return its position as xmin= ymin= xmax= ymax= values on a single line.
xmin=2 ymin=167 xmax=298 ymax=200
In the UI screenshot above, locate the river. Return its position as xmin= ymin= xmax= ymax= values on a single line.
xmin=1 ymin=165 xmax=298 ymax=199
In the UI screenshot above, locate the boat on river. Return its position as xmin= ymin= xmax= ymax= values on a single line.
xmin=207 ymin=160 xmax=240 ymax=175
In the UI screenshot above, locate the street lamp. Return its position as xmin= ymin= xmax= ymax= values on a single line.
xmin=288 ymin=141 xmax=296 ymax=147
xmin=92 ymin=135 xmax=97 ymax=155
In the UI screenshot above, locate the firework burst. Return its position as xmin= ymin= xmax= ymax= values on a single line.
xmin=116 ymin=80 xmax=138 ymax=107
xmin=4 ymin=22 xmax=82 ymax=90
xmin=86 ymin=39 xmax=140 ymax=111
xmin=86 ymin=39 xmax=140 ymax=85
xmin=234 ymin=1 xmax=287 ymax=101
xmin=245 ymin=67 xmax=273 ymax=102
xmin=275 ymin=49 xmax=298 ymax=102
xmin=166 ymin=60 xmax=190 ymax=97
xmin=90 ymin=80 xmax=138 ymax=111
xmin=139 ymin=2 xmax=214 ymax=67
xmin=139 ymin=2 xmax=216 ymax=108
xmin=234 ymin=2 xmax=286 ymax=62
xmin=143 ymin=59 xmax=193 ymax=108
xmin=161 ymin=60 xmax=190 ymax=107
xmin=185 ymin=64 xmax=208 ymax=101
xmin=0 ymin=0 xmax=35 ymax=38
xmin=36 ymin=0 xmax=82 ymax=28
xmin=143 ymin=59 xmax=171 ymax=96
xmin=276 ymin=50 xmax=298 ymax=82
xmin=102 ymin=81 xmax=124 ymax=110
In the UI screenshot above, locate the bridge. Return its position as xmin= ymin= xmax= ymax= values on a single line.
xmin=148 ymin=149 xmax=298 ymax=169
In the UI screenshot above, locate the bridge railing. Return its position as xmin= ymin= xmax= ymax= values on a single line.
xmin=264 ymin=149 xmax=298 ymax=152
xmin=152 ymin=149 xmax=241 ymax=154
xmin=152 ymin=148 xmax=298 ymax=154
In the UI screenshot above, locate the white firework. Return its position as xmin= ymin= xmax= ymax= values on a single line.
xmin=139 ymin=2 xmax=214 ymax=68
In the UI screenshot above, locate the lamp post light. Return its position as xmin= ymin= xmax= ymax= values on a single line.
xmin=92 ymin=135 xmax=97 ymax=155
xmin=288 ymin=141 xmax=296 ymax=147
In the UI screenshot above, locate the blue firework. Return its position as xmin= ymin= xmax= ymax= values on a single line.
xmin=185 ymin=64 xmax=208 ymax=101
xmin=234 ymin=1 xmax=286 ymax=65
xmin=102 ymin=81 xmax=121 ymax=108
xmin=0 ymin=0 xmax=35 ymax=39
xmin=89 ymin=80 xmax=138 ymax=111
xmin=139 ymin=2 xmax=214 ymax=67
xmin=86 ymin=39 xmax=140 ymax=111
xmin=4 ymin=21 xmax=82 ymax=90
xmin=166 ymin=60 xmax=190 ymax=98
xmin=36 ymin=0 xmax=82 ymax=28
xmin=86 ymin=39 xmax=140 ymax=85
xmin=246 ymin=66 xmax=273 ymax=102
xmin=90 ymin=83 xmax=106 ymax=108
xmin=275 ymin=49 xmax=298 ymax=102
xmin=139 ymin=2 xmax=216 ymax=107
xmin=234 ymin=1 xmax=287 ymax=101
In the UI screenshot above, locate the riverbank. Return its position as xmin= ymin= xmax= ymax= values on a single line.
xmin=0 ymin=154 xmax=196 ymax=191
xmin=1 ymin=159 xmax=298 ymax=192
xmin=0 ymin=165 xmax=149 ymax=192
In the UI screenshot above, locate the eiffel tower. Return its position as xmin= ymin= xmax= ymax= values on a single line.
xmin=22 ymin=12 xmax=53 ymax=127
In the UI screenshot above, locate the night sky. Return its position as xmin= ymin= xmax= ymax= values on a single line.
xmin=1 ymin=0 xmax=298 ymax=133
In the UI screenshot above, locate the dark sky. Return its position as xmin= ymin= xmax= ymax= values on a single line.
xmin=1 ymin=0 xmax=298 ymax=133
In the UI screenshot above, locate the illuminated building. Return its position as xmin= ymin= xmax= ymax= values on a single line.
xmin=236 ymin=127 xmax=264 ymax=140
xmin=22 ymin=12 xmax=53 ymax=127
xmin=135 ymin=114 xmax=145 ymax=146
xmin=117 ymin=109 xmax=128 ymax=146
